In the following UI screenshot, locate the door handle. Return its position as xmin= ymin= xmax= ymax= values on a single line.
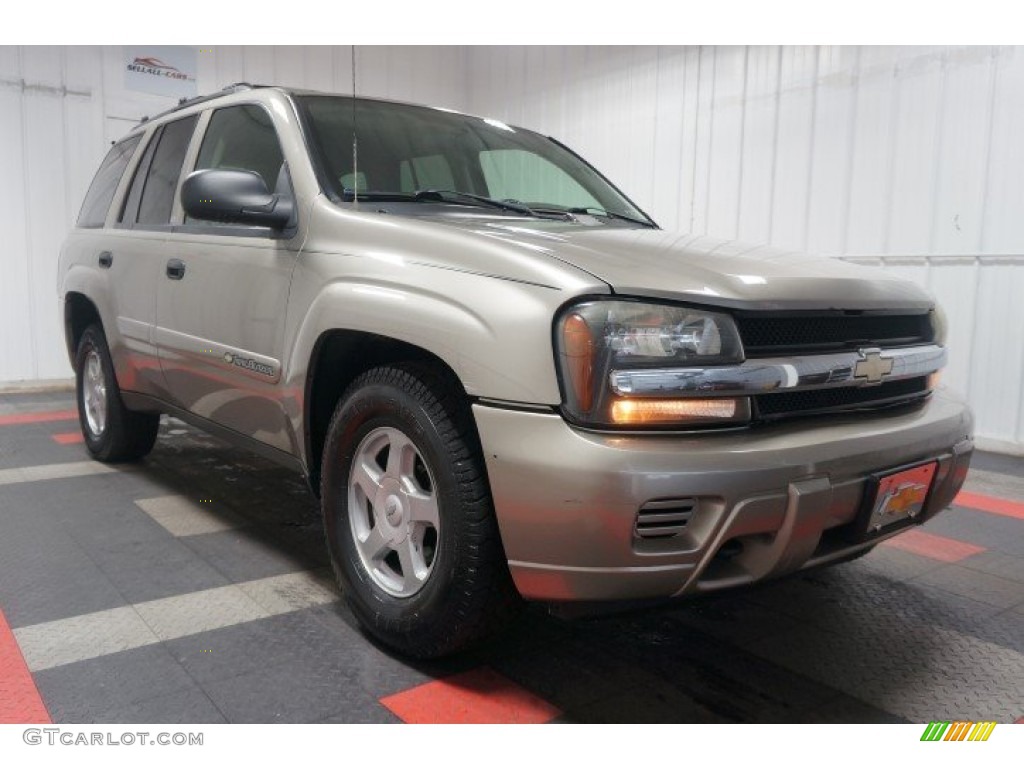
xmin=98 ymin=251 xmax=113 ymax=269
xmin=166 ymin=259 xmax=186 ymax=280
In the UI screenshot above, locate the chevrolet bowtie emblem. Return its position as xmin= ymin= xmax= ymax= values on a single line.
xmin=854 ymin=348 xmax=894 ymax=384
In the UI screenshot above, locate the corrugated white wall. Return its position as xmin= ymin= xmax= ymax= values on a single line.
xmin=465 ymin=45 xmax=1024 ymax=455
xmin=2 ymin=45 xmax=1023 ymax=453
xmin=0 ymin=44 xmax=470 ymax=387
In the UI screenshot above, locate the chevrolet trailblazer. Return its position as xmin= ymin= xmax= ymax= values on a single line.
xmin=59 ymin=84 xmax=973 ymax=657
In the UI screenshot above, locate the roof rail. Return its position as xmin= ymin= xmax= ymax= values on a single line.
xmin=137 ymin=82 xmax=265 ymax=126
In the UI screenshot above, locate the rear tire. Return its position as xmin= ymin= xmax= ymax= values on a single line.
xmin=75 ymin=324 xmax=159 ymax=463
xmin=321 ymin=363 xmax=520 ymax=658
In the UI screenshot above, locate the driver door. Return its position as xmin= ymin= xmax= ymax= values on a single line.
xmin=155 ymin=103 xmax=300 ymax=453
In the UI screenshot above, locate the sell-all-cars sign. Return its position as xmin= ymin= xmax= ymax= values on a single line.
xmin=123 ymin=46 xmax=198 ymax=99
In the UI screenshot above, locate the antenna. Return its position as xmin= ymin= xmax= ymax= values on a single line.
xmin=351 ymin=45 xmax=358 ymax=206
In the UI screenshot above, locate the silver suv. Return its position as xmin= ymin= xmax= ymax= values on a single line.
xmin=60 ymin=84 xmax=974 ymax=657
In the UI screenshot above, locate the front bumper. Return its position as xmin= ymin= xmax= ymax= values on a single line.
xmin=473 ymin=389 xmax=974 ymax=601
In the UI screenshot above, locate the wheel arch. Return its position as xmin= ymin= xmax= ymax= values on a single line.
xmin=64 ymin=292 xmax=104 ymax=367
xmin=303 ymin=329 xmax=469 ymax=495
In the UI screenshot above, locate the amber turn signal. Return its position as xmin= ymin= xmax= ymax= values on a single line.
xmin=611 ymin=397 xmax=744 ymax=425
xmin=562 ymin=313 xmax=595 ymax=412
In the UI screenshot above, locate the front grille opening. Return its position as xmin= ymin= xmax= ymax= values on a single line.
xmin=755 ymin=376 xmax=930 ymax=420
xmin=635 ymin=498 xmax=696 ymax=539
xmin=736 ymin=312 xmax=934 ymax=357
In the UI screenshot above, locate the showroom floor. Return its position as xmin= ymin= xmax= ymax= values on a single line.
xmin=1 ymin=390 xmax=1022 ymax=724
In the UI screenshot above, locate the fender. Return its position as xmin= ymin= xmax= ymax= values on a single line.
xmin=280 ymin=262 xmax=581 ymax=465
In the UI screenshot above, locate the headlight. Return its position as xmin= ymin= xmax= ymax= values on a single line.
xmin=554 ymin=299 xmax=749 ymax=429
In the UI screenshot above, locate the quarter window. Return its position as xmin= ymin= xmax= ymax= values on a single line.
xmin=77 ymin=136 xmax=141 ymax=228
xmin=119 ymin=128 xmax=160 ymax=224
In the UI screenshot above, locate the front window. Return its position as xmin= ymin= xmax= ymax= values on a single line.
xmin=297 ymin=96 xmax=651 ymax=225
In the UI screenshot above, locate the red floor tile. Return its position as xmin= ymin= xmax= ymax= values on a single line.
xmin=51 ymin=431 xmax=84 ymax=445
xmin=955 ymin=491 xmax=1024 ymax=521
xmin=0 ymin=608 xmax=50 ymax=724
xmin=380 ymin=667 xmax=561 ymax=724
xmin=0 ymin=409 xmax=77 ymax=427
xmin=880 ymin=529 xmax=986 ymax=563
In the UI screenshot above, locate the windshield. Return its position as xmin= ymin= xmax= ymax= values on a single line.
xmin=295 ymin=95 xmax=653 ymax=225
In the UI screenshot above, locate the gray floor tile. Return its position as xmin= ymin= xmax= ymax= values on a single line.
xmin=62 ymin=687 xmax=229 ymax=724
xmin=958 ymin=550 xmax=1024 ymax=584
xmin=84 ymin=537 xmax=232 ymax=605
xmin=182 ymin=528 xmax=321 ymax=584
xmin=563 ymin=681 xmax=730 ymax=724
xmin=35 ymin=644 xmax=199 ymax=722
xmin=0 ymin=532 xmax=128 ymax=628
xmin=912 ymin=564 xmax=1024 ymax=609
xmin=857 ymin=545 xmax=948 ymax=581
xmin=970 ymin=451 xmax=1024 ymax=477
xmin=927 ymin=508 xmax=1024 ymax=556
xmin=200 ymin=658 xmax=385 ymax=723
xmin=316 ymin=704 xmax=402 ymax=724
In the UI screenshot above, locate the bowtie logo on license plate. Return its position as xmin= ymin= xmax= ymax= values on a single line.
xmin=878 ymin=482 xmax=928 ymax=518
xmin=867 ymin=462 xmax=938 ymax=533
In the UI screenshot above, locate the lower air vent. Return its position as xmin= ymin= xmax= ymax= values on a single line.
xmin=635 ymin=498 xmax=697 ymax=539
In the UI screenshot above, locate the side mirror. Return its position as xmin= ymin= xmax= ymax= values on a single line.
xmin=181 ymin=168 xmax=293 ymax=229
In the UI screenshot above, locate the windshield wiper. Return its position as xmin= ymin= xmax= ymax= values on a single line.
xmin=565 ymin=206 xmax=657 ymax=228
xmin=412 ymin=189 xmax=536 ymax=216
xmin=340 ymin=188 xmax=536 ymax=216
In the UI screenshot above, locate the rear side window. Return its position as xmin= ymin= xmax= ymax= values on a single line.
xmin=195 ymin=105 xmax=284 ymax=189
xmin=136 ymin=115 xmax=199 ymax=225
xmin=77 ymin=136 xmax=141 ymax=228
xmin=118 ymin=128 xmax=161 ymax=224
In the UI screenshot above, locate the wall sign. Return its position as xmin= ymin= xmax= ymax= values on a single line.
xmin=123 ymin=46 xmax=198 ymax=99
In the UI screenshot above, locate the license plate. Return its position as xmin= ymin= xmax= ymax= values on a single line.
xmin=862 ymin=462 xmax=937 ymax=535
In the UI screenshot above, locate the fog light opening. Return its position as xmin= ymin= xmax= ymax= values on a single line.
xmin=714 ymin=538 xmax=744 ymax=562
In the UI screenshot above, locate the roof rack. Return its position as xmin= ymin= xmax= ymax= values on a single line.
xmin=137 ymin=83 xmax=265 ymax=126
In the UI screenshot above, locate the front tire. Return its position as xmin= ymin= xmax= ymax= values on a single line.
xmin=321 ymin=364 xmax=519 ymax=658
xmin=75 ymin=324 xmax=159 ymax=462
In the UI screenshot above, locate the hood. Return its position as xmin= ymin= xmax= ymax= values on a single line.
xmin=427 ymin=216 xmax=934 ymax=312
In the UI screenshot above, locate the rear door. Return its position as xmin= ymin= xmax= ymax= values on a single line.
xmin=107 ymin=115 xmax=199 ymax=399
xmin=64 ymin=135 xmax=144 ymax=385
xmin=155 ymin=103 xmax=300 ymax=453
